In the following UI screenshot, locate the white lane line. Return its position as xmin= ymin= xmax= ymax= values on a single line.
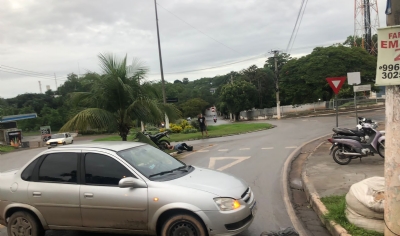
xmin=239 ymin=148 xmax=250 ymax=150
xmin=208 ymin=156 xmax=251 ymax=171
xmin=285 ymin=146 xmax=298 ymax=149
xmin=197 ymin=150 xmax=209 ymax=152
xmin=218 ymin=149 xmax=229 ymax=152
xmin=262 ymin=147 xmax=274 ymax=150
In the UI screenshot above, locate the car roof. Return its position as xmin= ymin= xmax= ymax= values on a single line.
xmin=51 ymin=141 xmax=146 ymax=152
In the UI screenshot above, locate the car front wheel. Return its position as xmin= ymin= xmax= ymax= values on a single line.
xmin=7 ymin=211 xmax=44 ymax=236
xmin=161 ymin=214 xmax=206 ymax=236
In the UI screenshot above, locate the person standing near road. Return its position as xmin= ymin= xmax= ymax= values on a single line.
xmin=198 ymin=113 xmax=209 ymax=138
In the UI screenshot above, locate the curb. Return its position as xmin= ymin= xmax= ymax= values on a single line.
xmin=280 ymin=106 xmax=384 ymax=119
xmin=282 ymin=133 xmax=332 ymax=236
xmin=301 ymin=140 xmax=352 ymax=236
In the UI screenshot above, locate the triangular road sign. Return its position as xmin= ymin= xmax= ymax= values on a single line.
xmin=208 ymin=156 xmax=250 ymax=171
xmin=326 ymin=77 xmax=346 ymax=94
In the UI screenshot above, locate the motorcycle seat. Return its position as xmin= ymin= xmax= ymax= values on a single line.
xmin=332 ymin=135 xmax=361 ymax=142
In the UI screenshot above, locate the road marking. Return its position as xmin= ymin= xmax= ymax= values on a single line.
xmin=218 ymin=149 xmax=229 ymax=152
xmin=302 ymin=120 xmax=308 ymax=121
xmin=239 ymin=148 xmax=250 ymax=150
xmin=208 ymin=156 xmax=251 ymax=171
xmin=262 ymin=147 xmax=274 ymax=150
xmin=197 ymin=150 xmax=209 ymax=152
xmin=285 ymin=146 xmax=298 ymax=149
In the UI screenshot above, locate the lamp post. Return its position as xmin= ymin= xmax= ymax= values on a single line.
xmin=314 ymin=99 xmax=321 ymax=112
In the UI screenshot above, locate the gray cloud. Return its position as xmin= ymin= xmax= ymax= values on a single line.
xmin=0 ymin=0 xmax=386 ymax=98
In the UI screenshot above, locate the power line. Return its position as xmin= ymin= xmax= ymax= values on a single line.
xmin=286 ymin=0 xmax=307 ymax=53
xmin=161 ymin=53 xmax=266 ymax=75
xmin=1 ymin=65 xmax=54 ymax=77
xmin=289 ymin=0 xmax=309 ymax=53
xmin=156 ymin=3 xmax=241 ymax=54
xmin=0 ymin=68 xmax=68 ymax=81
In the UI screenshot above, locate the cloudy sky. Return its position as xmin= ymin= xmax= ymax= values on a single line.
xmin=0 ymin=0 xmax=387 ymax=98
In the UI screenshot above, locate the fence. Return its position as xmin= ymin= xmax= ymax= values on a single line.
xmin=240 ymin=98 xmax=385 ymax=120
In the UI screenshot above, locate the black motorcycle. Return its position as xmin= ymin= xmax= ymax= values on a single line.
xmin=143 ymin=130 xmax=171 ymax=150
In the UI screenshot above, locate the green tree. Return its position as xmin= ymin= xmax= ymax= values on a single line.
xmin=180 ymin=98 xmax=209 ymax=118
xmin=59 ymin=53 xmax=180 ymax=141
xmin=182 ymin=78 xmax=189 ymax=84
xmin=220 ymin=80 xmax=257 ymax=120
xmin=279 ymin=45 xmax=377 ymax=105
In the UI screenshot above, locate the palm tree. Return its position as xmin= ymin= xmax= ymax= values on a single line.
xmin=59 ymin=53 xmax=180 ymax=141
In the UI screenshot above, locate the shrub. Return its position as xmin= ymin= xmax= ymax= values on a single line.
xmin=159 ymin=128 xmax=166 ymax=132
xmin=180 ymin=119 xmax=190 ymax=129
xmin=182 ymin=128 xmax=198 ymax=134
xmin=190 ymin=120 xmax=200 ymax=130
xmin=170 ymin=125 xmax=183 ymax=133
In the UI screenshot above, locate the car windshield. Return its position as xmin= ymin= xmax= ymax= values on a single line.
xmin=51 ymin=134 xmax=65 ymax=139
xmin=117 ymin=145 xmax=186 ymax=179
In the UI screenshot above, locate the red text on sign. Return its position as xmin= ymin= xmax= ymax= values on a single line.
xmin=381 ymin=40 xmax=399 ymax=49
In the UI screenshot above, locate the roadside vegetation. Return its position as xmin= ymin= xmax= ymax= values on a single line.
xmin=94 ymin=123 xmax=273 ymax=142
xmin=321 ymin=195 xmax=383 ymax=236
xmin=0 ymin=145 xmax=16 ymax=153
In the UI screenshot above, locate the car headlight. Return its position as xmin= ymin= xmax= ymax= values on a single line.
xmin=213 ymin=198 xmax=241 ymax=211
xmin=46 ymin=142 xmax=50 ymax=145
xmin=58 ymin=141 xmax=63 ymax=144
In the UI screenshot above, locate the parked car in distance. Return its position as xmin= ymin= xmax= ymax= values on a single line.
xmin=0 ymin=142 xmax=257 ymax=236
xmin=45 ymin=132 xmax=73 ymax=147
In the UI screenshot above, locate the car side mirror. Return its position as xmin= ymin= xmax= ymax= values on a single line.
xmin=118 ymin=177 xmax=147 ymax=188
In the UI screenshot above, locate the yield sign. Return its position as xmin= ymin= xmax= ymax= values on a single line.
xmin=326 ymin=77 xmax=346 ymax=94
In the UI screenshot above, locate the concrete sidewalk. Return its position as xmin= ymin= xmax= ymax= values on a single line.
xmin=290 ymin=137 xmax=384 ymax=235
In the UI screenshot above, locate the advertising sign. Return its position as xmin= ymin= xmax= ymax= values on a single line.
xmin=40 ymin=126 xmax=51 ymax=141
xmin=353 ymin=84 xmax=372 ymax=92
xmin=8 ymin=130 xmax=21 ymax=147
xmin=376 ymin=26 xmax=400 ymax=86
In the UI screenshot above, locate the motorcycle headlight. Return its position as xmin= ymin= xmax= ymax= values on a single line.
xmin=213 ymin=198 xmax=240 ymax=211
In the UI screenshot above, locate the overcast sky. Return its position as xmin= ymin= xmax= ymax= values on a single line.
xmin=0 ymin=0 xmax=387 ymax=98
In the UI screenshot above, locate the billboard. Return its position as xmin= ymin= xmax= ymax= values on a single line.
xmin=40 ymin=126 xmax=52 ymax=141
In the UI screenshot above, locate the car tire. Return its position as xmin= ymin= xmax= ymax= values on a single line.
xmin=161 ymin=214 xmax=207 ymax=236
xmin=71 ymin=140 xmax=74 ymax=144
xmin=7 ymin=211 xmax=45 ymax=236
xmin=63 ymin=141 xmax=66 ymax=145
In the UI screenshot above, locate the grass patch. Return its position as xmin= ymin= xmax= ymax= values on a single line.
xmin=93 ymin=123 xmax=273 ymax=142
xmin=321 ymin=195 xmax=383 ymax=236
xmin=0 ymin=145 xmax=16 ymax=153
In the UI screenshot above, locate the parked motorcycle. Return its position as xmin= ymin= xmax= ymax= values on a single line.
xmin=332 ymin=118 xmax=382 ymax=143
xmin=328 ymin=123 xmax=385 ymax=165
xmin=143 ymin=130 xmax=170 ymax=150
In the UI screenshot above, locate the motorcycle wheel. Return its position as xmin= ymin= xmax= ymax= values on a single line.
xmin=158 ymin=140 xmax=170 ymax=150
xmin=378 ymin=140 xmax=385 ymax=158
xmin=332 ymin=146 xmax=352 ymax=165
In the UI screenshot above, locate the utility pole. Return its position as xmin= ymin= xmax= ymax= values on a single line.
xmin=384 ymin=1 xmax=400 ymax=235
xmin=154 ymin=0 xmax=169 ymax=128
xmin=38 ymin=81 xmax=42 ymax=94
xmin=272 ymin=50 xmax=281 ymax=119
xmin=53 ymin=73 xmax=58 ymax=94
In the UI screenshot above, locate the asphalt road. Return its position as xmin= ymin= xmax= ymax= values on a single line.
xmin=0 ymin=110 xmax=385 ymax=236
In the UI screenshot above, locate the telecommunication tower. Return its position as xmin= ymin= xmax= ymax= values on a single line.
xmin=354 ymin=0 xmax=380 ymax=54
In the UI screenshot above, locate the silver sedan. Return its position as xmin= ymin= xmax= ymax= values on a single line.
xmin=0 ymin=142 xmax=256 ymax=236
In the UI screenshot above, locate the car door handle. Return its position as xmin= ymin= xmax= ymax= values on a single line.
xmin=32 ymin=192 xmax=42 ymax=197
xmin=84 ymin=193 xmax=94 ymax=198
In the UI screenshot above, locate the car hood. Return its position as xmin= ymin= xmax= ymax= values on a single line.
xmin=47 ymin=138 xmax=65 ymax=142
xmin=169 ymin=167 xmax=248 ymax=198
